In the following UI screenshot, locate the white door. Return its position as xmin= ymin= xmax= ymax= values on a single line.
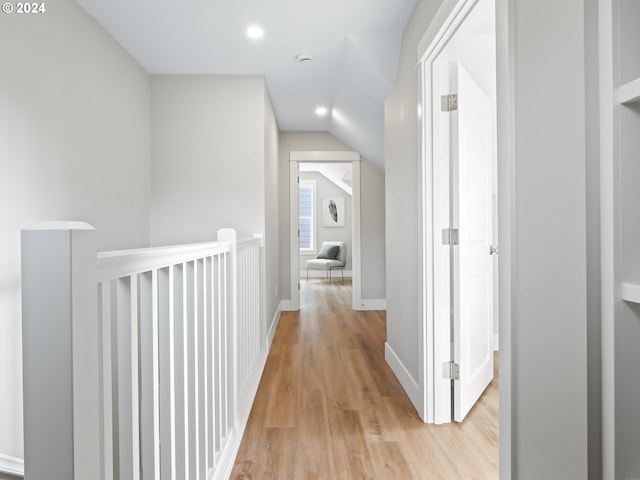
xmin=450 ymin=62 xmax=495 ymax=422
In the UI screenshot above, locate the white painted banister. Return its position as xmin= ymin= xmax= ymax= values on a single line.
xmin=21 ymin=223 xmax=268 ymax=480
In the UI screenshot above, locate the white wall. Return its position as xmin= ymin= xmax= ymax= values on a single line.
xmin=150 ymin=74 xmax=280 ymax=339
xmin=360 ymin=162 xmax=386 ymax=300
xmin=0 ymin=0 xmax=151 ymax=462
xmin=384 ymin=0 xmax=441 ymax=389
xmin=299 ymin=172 xmax=353 ymax=271
xmin=150 ymin=75 xmax=267 ymax=244
xmin=279 ymin=131 xmax=386 ymax=303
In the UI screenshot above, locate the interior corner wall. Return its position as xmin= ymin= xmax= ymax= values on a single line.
xmin=510 ymin=0 xmax=589 ymax=477
xmin=0 ymin=0 xmax=151 ymax=461
xmin=384 ymin=0 xmax=441 ymax=394
xmin=150 ymin=75 xmax=266 ymax=245
xmin=263 ymin=88 xmax=280 ymax=335
xmin=360 ymin=162 xmax=386 ymax=300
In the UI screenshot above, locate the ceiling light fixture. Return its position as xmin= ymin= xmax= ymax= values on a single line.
xmin=246 ymin=25 xmax=264 ymax=39
xmin=315 ymin=106 xmax=328 ymax=116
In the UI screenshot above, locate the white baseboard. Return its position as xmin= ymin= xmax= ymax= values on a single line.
xmin=385 ymin=342 xmax=422 ymax=418
xmin=0 ymin=454 xmax=24 ymax=477
xmin=493 ymin=333 xmax=499 ymax=351
xmin=209 ymin=427 xmax=241 ymax=480
xmin=211 ymin=343 xmax=270 ymax=480
xmin=279 ymin=299 xmax=298 ymax=312
xmin=212 ymin=306 xmax=281 ymax=480
xmin=267 ymin=307 xmax=282 ymax=348
xmin=354 ymin=299 xmax=386 ymax=310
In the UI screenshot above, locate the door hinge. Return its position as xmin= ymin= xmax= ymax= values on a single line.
xmin=443 ymin=361 xmax=460 ymax=380
xmin=441 ymin=93 xmax=458 ymax=112
xmin=442 ymin=228 xmax=459 ymax=245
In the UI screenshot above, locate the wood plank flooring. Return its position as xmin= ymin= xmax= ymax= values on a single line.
xmin=230 ymin=279 xmax=499 ymax=479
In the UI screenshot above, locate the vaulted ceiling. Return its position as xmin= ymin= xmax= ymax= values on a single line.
xmin=75 ymin=0 xmax=416 ymax=170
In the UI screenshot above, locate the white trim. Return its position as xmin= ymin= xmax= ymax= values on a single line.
xmin=23 ymin=220 xmax=95 ymax=232
xmin=267 ymin=308 xmax=282 ymax=348
xmin=351 ymin=160 xmax=363 ymax=311
xmin=210 ymin=338 xmax=271 ymax=480
xmin=0 ymin=454 xmax=24 ymax=477
xmin=385 ymin=343 xmax=423 ymax=419
xmin=209 ymin=428 xmax=241 ymax=480
xmin=279 ymin=299 xmax=297 ymax=312
xmin=289 ymin=153 xmax=363 ymax=312
xmin=621 ymin=282 xmax=640 ymax=303
xmin=419 ymin=0 xmax=483 ymax=426
xmin=213 ymin=306 xmax=280 ymax=480
xmin=97 ymin=240 xmax=233 ymax=282
xmin=618 ymin=77 xmax=640 ymax=104
xmin=289 ymin=161 xmax=300 ymax=310
xmin=493 ymin=333 xmax=499 ymax=352
xmin=290 ymin=150 xmax=360 ymax=162
xmin=357 ymin=299 xmax=386 ymax=311
xmin=417 ymin=0 xmax=470 ymax=61
xmin=496 ymin=0 xmax=514 ymax=476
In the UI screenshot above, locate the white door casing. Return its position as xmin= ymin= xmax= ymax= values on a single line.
xmin=287 ymin=151 xmax=363 ymax=311
xmin=421 ymin=0 xmax=497 ymax=426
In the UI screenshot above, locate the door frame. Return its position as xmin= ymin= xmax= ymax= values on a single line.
xmin=418 ymin=0 xmax=504 ymax=424
xmin=417 ymin=0 xmax=512 ymax=474
xmin=287 ymin=151 xmax=363 ymax=311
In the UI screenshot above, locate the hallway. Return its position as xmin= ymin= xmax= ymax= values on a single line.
xmin=231 ymin=280 xmax=498 ymax=479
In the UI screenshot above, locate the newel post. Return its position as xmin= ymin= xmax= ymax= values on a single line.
xmin=21 ymin=222 xmax=101 ymax=479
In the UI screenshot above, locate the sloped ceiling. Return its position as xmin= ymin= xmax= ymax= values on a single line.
xmin=300 ymin=163 xmax=353 ymax=196
xmin=74 ymin=0 xmax=416 ymax=170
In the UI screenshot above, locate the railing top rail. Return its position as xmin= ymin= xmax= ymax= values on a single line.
xmin=97 ymin=240 xmax=231 ymax=282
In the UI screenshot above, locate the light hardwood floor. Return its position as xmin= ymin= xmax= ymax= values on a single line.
xmin=230 ymin=279 xmax=499 ymax=479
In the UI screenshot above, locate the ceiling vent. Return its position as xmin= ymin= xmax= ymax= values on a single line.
xmin=295 ymin=53 xmax=313 ymax=64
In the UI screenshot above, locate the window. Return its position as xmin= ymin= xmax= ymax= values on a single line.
xmin=299 ymin=181 xmax=315 ymax=251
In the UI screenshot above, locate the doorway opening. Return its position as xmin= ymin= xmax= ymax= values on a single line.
xmin=419 ymin=0 xmax=498 ymax=424
xmin=288 ymin=151 xmax=364 ymax=311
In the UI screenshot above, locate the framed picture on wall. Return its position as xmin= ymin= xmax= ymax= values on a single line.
xmin=322 ymin=196 xmax=345 ymax=227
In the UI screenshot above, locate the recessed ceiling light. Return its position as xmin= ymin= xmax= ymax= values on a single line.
xmin=246 ymin=25 xmax=264 ymax=39
xmin=315 ymin=106 xmax=328 ymax=116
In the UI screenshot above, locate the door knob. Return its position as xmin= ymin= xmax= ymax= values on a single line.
xmin=489 ymin=245 xmax=499 ymax=255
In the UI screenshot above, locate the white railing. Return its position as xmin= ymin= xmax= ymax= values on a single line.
xmin=21 ymin=223 xmax=266 ymax=480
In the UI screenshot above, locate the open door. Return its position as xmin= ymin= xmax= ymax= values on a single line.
xmin=449 ymin=62 xmax=495 ymax=422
